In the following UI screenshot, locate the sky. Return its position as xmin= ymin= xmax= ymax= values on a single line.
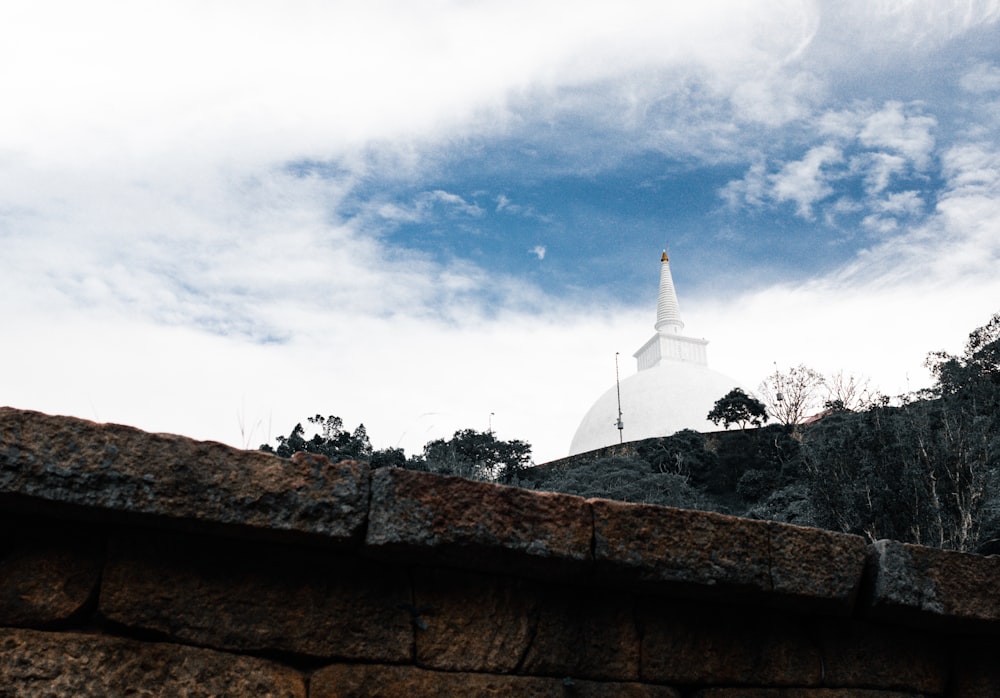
xmin=3 ymin=1 xmax=1000 ymax=463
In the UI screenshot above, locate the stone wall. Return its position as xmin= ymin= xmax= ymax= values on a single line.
xmin=1 ymin=406 xmax=999 ymax=697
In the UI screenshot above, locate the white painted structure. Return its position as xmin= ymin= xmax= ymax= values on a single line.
xmin=568 ymin=252 xmax=742 ymax=455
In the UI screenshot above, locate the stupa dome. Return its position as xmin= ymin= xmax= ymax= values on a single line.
xmin=568 ymin=251 xmax=743 ymax=456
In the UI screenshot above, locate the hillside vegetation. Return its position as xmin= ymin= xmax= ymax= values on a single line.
xmin=263 ymin=312 xmax=1000 ymax=553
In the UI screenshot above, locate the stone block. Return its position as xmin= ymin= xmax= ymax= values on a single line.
xmin=0 ymin=521 xmax=102 ymax=627
xmin=0 ymin=627 xmax=305 ymax=697
xmin=311 ymin=663 xmax=679 ymax=698
xmin=866 ymin=539 xmax=1000 ymax=627
xmin=413 ymin=566 xmax=541 ymax=673
xmin=366 ymin=468 xmax=592 ymax=577
xmin=640 ymin=599 xmax=822 ymax=685
xmin=0 ymin=407 xmax=369 ymax=544
xmin=592 ymin=499 xmax=771 ymax=595
xmin=99 ymin=532 xmax=412 ymax=661
xmin=592 ymin=500 xmax=867 ymax=612
xmin=767 ymin=522 xmax=867 ymax=613
xmin=519 ymin=585 xmax=640 ymax=681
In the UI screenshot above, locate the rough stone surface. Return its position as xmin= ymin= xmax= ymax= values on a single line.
xmin=5 ymin=406 xmax=1000 ymax=693
xmin=366 ymin=467 xmax=592 ymax=576
xmin=867 ymin=539 xmax=1000 ymax=626
xmin=592 ymin=498 xmax=772 ymax=595
xmin=0 ymin=407 xmax=369 ymax=543
xmin=640 ymin=599 xmax=822 ymax=686
xmin=99 ymin=532 xmax=412 ymax=661
xmin=413 ymin=566 xmax=541 ymax=672
xmin=767 ymin=522 xmax=867 ymax=613
xmin=0 ymin=520 xmax=102 ymax=627
xmin=816 ymin=619 xmax=947 ymax=693
xmin=520 ymin=585 xmax=640 ymax=681
xmin=0 ymin=627 xmax=305 ymax=697
xmin=311 ymin=663 xmax=679 ymax=698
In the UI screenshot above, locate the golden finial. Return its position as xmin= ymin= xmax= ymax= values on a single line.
xmin=661 ymin=250 xmax=668 ymax=262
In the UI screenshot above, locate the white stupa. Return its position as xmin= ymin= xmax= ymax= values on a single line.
xmin=568 ymin=251 xmax=742 ymax=455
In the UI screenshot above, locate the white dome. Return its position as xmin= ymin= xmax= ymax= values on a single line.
xmin=569 ymin=361 xmax=742 ymax=455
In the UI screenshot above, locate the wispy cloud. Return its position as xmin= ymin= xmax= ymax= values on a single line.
xmin=769 ymin=144 xmax=844 ymax=218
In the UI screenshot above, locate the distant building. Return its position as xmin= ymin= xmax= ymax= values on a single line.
xmin=569 ymin=252 xmax=743 ymax=455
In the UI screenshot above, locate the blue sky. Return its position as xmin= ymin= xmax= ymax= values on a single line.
xmin=2 ymin=1 xmax=999 ymax=462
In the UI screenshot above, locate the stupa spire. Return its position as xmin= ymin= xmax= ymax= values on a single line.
xmin=654 ymin=250 xmax=684 ymax=334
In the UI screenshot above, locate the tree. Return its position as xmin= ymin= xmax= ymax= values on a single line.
xmin=823 ymin=370 xmax=884 ymax=411
xmin=707 ymin=388 xmax=769 ymax=430
xmin=916 ymin=310 xmax=1000 ymax=550
xmin=260 ymin=414 xmax=373 ymax=461
xmin=758 ymin=364 xmax=826 ymax=428
xmin=420 ymin=429 xmax=533 ymax=483
xmin=801 ymin=312 xmax=1000 ymax=551
xmin=369 ymin=447 xmax=407 ymax=469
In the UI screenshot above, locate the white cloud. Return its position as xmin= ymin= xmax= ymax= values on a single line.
xmin=530 ymin=245 xmax=547 ymax=260
xmin=858 ymin=102 xmax=937 ymax=170
xmin=961 ymin=62 xmax=1000 ymax=93
xmin=722 ymin=100 xmax=941 ymax=224
xmin=860 ymin=214 xmax=899 ymax=235
xmin=855 ymin=152 xmax=908 ymax=195
xmin=422 ymin=190 xmax=484 ymax=217
xmin=769 ymin=144 xmax=843 ymax=218
xmin=877 ymin=190 xmax=924 ymax=216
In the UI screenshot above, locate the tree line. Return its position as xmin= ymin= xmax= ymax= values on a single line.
xmin=262 ymin=312 xmax=1000 ymax=553
xmin=260 ymin=415 xmax=532 ymax=484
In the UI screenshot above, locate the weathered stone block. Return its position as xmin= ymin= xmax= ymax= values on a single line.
xmin=0 ymin=627 xmax=305 ymax=697
xmin=592 ymin=498 xmax=771 ymax=595
xmin=767 ymin=522 xmax=866 ymax=613
xmin=99 ymin=532 xmax=412 ymax=661
xmin=366 ymin=468 xmax=592 ymax=577
xmin=866 ymin=539 xmax=1000 ymax=626
xmin=0 ymin=522 xmax=102 ymax=627
xmin=0 ymin=407 xmax=369 ymax=543
xmin=520 ymin=585 xmax=640 ymax=681
xmin=640 ymin=599 xmax=822 ymax=686
xmin=311 ymin=663 xmax=679 ymax=698
xmin=413 ymin=567 xmax=541 ymax=673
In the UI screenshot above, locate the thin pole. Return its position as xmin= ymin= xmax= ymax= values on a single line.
xmin=615 ymin=352 xmax=624 ymax=444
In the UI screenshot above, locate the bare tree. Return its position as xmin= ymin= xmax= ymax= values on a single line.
xmin=758 ymin=364 xmax=825 ymax=428
xmin=823 ymin=370 xmax=884 ymax=411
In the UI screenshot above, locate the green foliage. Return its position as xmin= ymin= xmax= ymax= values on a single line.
xmin=707 ymin=388 xmax=768 ymax=430
xmin=260 ymin=414 xmax=372 ymax=461
xmin=529 ymin=455 xmax=705 ymax=509
xmin=745 ymin=483 xmax=815 ymax=527
xmin=262 ymin=416 xmax=532 ymax=484
xmin=735 ymin=469 xmax=777 ymax=501
xmin=369 ymin=447 xmax=407 ymax=469
xmin=637 ymin=429 xmax=716 ymax=480
xmin=419 ymin=428 xmax=533 ymax=483
xmin=802 ymin=311 xmax=1000 ymax=551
